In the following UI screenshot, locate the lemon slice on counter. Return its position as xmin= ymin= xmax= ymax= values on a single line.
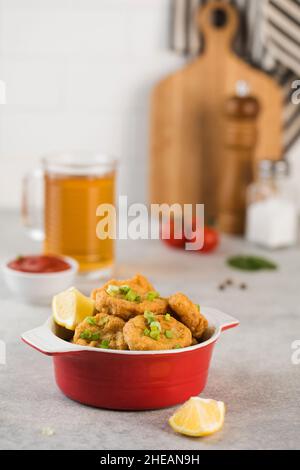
xmin=169 ymin=397 xmax=225 ymax=437
xmin=52 ymin=287 xmax=95 ymax=331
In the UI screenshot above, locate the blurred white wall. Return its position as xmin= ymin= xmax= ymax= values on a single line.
xmin=288 ymin=142 xmax=300 ymax=212
xmin=0 ymin=0 xmax=299 ymax=210
xmin=0 ymin=0 xmax=185 ymax=208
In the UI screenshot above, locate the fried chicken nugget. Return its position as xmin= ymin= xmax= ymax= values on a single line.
xmin=91 ymin=274 xmax=168 ymax=321
xmin=123 ymin=314 xmax=192 ymax=351
xmin=93 ymin=291 xmax=168 ymax=321
xmin=168 ymin=293 xmax=208 ymax=340
xmin=91 ymin=274 xmax=155 ymax=300
xmin=73 ymin=312 xmax=128 ymax=350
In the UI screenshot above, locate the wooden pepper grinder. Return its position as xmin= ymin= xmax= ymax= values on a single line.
xmin=218 ymin=81 xmax=260 ymax=234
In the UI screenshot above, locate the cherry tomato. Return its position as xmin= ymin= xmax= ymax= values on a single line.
xmin=161 ymin=217 xmax=219 ymax=253
xmin=161 ymin=218 xmax=185 ymax=249
xmin=190 ymin=226 xmax=219 ymax=253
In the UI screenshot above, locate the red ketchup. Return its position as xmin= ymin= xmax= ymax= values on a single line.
xmin=7 ymin=255 xmax=71 ymax=274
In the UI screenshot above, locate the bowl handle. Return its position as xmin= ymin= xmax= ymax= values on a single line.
xmin=21 ymin=323 xmax=80 ymax=356
xmin=206 ymin=307 xmax=239 ymax=332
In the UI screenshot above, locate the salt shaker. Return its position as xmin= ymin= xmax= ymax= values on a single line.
xmin=246 ymin=159 xmax=298 ymax=248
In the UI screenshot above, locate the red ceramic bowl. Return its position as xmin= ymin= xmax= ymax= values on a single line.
xmin=22 ymin=307 xmax=238 ymax=410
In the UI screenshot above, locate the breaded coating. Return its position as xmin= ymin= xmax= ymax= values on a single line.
xmin=94 ymin=290 xmax=168 ymax=321
xmin=73 ymin=312 xmax=128 ymax=350
xmin=168 ymin=293 xmax=208 ymax=339
xmin=91 ymin=274 xmax=155 ymax=300
xmin=91 ymin=274 xmax=168 ymax=321
xmin=123 ymin=314 xmax=192 ymax=351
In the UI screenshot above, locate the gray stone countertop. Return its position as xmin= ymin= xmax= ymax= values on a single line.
xmin=0 ymin=211 xmax=299 ymax=450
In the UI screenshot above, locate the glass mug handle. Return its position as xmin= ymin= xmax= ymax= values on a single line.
xmin=22 ymin=168 xmax=45 ymax=241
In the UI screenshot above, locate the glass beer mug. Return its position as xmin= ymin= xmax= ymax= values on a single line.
xmin=22 ymin=153 xmax=117 ymax=277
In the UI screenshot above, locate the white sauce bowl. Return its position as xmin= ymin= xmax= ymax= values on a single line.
xmin=2 ymin=256 xmax=79 ymax=305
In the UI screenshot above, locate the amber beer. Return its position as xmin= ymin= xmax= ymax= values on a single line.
xmin=43 ymin=155 xmax=116 ymax=274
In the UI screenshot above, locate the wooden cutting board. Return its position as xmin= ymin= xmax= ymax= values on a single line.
xmin=150 ymin=1 xmax=283 ymax=221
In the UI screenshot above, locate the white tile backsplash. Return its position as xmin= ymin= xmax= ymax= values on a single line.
xmin=65 ymin=59 xmax=142 ymax=111
xmin=0 ymin=57 xmax=63 ymax=110
xmin=0 ymin=0 xmax=182 ymax=209
xmin=0 ymin=110 xmax=124 ymax=156
xmin=0 ymin=0 xmax=299 ymax=210
xmin=0 ymin=8 xmax=71 ymax=55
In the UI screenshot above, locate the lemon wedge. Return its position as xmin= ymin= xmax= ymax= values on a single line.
xmin=169 ymin=397 xmax=225 ymax=437
xmin=52 ymin=287 xmax=95 ymax=331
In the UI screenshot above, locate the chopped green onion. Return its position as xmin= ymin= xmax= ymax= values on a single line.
xmin=196 ymin=304 xmax=200 ymax=311
xmin=150 ymin=321 xmax=161 ymax=332
xmin=146 ymin=291 xmax=159 ymax=301
xmin=165 ymin=313 xmax=171 ymax=321
xmin=100 ymin=339 xmax=110 ymax=349
xmin=125 ymin=289 xmax=141 ymax=302
xmin=149 ymin=331 xmax=160 ymax=341
xmin=99 ymin=316 xmax=109 ymax=326
xmin=91 ymin=332 xmax=100 ymax=341
xmin=106 ymin=285 xmax=120 ymax=296
xmin=79 ymin=329 xmax=99 ymax=341
xmin=86 ymin=316 xmax=96 ymax=325
xmin=144 ymin=310 xmax=156 ymax=324
xmin=80 ymin=330 xmax=92 ymax=340
xmin=119 ymin=285 xmax=131 ymax=294
xmin=165 ymin=330 xmax=173 ymax=339
xmin=173 ymin=344 xmax=181 ymax=349
xmin=143 ymin=328 xmax=150 ymax=336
